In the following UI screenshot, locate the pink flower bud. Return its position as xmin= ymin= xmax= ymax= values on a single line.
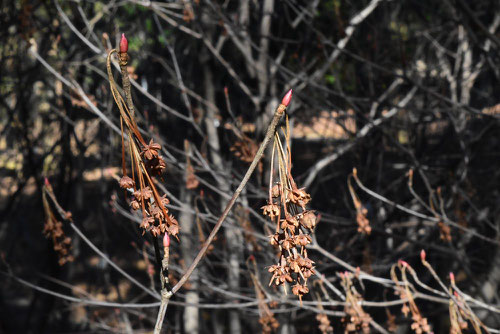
xmin=449 ymin=272 xmax=455 ymax=283
xmin=281 ymin=89 xmax=293 ymax=107
xmin=44 ymin=177 xmax=51 ymax=187
xmin=163 ymin=233 xmax=170 ymax=248
xmin=420 ymin=249 xmax=426 ymax=262
xmin=120 ymin=33 xmax=128 ymax=53
xmin=398 ymin=259 xmax=409 ymax=267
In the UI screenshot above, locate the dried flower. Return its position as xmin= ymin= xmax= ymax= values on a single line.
xmin=140 ymin=216 xmax=155 ymax=230
xmin=262 ymin=202 xmax=280 ymax=220
xmin=42 ymin=187 xmax=74 ymax=266
xmin=316 ymin=313 xmax=333 ymax=334
xmin=119 ymin=175 xmax=135 ymax=189
xmin=142 ymin=139 xmax=162 ymax=160
xmin=288 ymin=188 xmax=311 ymax=209
xmin=130 ymin=200 xmax=140 ymax=210
xmin=300 ymin=211 xmax=317 ymax=229
xmin=133 ymin=186 xmax=153 ymax=201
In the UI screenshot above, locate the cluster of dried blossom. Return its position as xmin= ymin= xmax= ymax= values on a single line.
xmin=316 ymin=313 xmax=334 ymax=334
xmin=108 ymin=34 xmax=178 ymax=239
xmin=42 ymin=180 xmax=74 ymax=266
xmin=391 ymin=261 xmax=432 ymax=334
xmin=119 ymin=138 xmax=179 ymax=237
xmin=262 ymin=99 xmax=317 ymax=302
xmin=349 ymin=169 xmax=371 ymax=235
xmin=340 ymin=272 xmax=371 ymax=333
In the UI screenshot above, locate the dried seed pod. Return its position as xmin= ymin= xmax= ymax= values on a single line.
xmin=300 ymin=211 xmax=317 ymax=229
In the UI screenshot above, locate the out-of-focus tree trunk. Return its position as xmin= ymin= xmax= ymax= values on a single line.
xmin=180 ymin=187 xmax=198 ymax=334
xmin=203 ymin=61 xmax=243 ymax=334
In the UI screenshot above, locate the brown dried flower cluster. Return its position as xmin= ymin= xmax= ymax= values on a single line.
xmin=391 ymin=261 xmax=432 ymax=334
xmin=438 ymin=221 xmax=452 ymax=242
xmin=263 ymin=120 xmax=316 ymax=302
xmin=340 ymin=272 xmax=371 ymax=333
xmin=348 ymin=169 xmax=371 ymax=235
xmin=118 ymin=136 xmax=178 ymax=237
xmin=316 ymin=311 xmax=334 ymax=334
xmin=108 ymin=48 xmax=178 ymax=238
xmin=230 ymin=136 xmax=258 ymax=164
xmin=42 ymin=181 xmax=74 ymax=266
xmin=447 ymin=273 xmax=486 ymax=334
xmin=249 ymin=257 xmax=279 ymax=333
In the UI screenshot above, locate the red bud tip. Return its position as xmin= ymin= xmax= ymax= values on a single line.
xmin=120 ymin=33 xmax=128 ymax=53
xmin=44 ymin=177 xmax=50 ymax=187
xmin=224 ymin=86 xmax=228 ymax=95
xmin=399 ymin=259 xmax=409 ymax=267
xmin=163 ymin=233 xmax=170 ymax=248
xmin=449 ymin=272 xmax=455 ymax=282
xmin=281 ymin=89 xmax=293 ymax=107
xmin=420 ymin=249 xmax=426 ymax=262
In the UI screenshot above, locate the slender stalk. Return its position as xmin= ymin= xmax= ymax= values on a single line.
xmin=154 ymin=237 xmax=171 ymax=333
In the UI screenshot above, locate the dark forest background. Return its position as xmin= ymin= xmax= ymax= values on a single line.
xmin=1 ymin=0 xmax=499 ymax=333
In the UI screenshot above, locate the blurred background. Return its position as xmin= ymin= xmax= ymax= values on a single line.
xmin=1 ymin=0 xmax=499 ymax=333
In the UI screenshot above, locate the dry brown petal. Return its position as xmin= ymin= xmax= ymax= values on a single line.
xmin=160 ymin=195 xmax=170 ymax=207
xmin=286 ymin=214 xmax=299 ymax=227
xmin=269 ymin=233 xmax=282 ymax=247
xmin=168 ymin=222 xmax=179 ymax=236
xmin=280 ymin=219 xmax=296 ymax=233
xmin=151 ymin=205 xmax=165 ymax=220
xmin=140 ymin=216 xmax=154 ymax=230
xmin=150 ymin=226 xmax=160 ymax=237
xmin=186 ymin=164 xmax=199 ymax=189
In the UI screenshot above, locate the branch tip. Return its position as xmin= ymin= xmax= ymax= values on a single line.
xmin=120 ymin=33 xmax=128 ymax=53
xmin=281 ymin=89 xmax=293 ymax=107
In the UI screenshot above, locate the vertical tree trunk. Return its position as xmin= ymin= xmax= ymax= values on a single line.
xmin=179 ymin=188 xmax=198 ymax=334
xmin=203 ymin=63 xmax=243 ymax=334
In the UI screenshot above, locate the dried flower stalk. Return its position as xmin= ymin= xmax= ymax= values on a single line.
xmin=349 ymin=168 xmax=371 ymax=235
xmin=391 ymin=261 xmax=432 ymax=334
xmin=42 ymin=179 xmax=74 ymax=266
xmin=340 ymin=271 xmax=371 ymax=333
xmin=263 ymin=109 xmax=316 ymax=303
xmin=106 ymin=44 xmax=178 ymax=239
